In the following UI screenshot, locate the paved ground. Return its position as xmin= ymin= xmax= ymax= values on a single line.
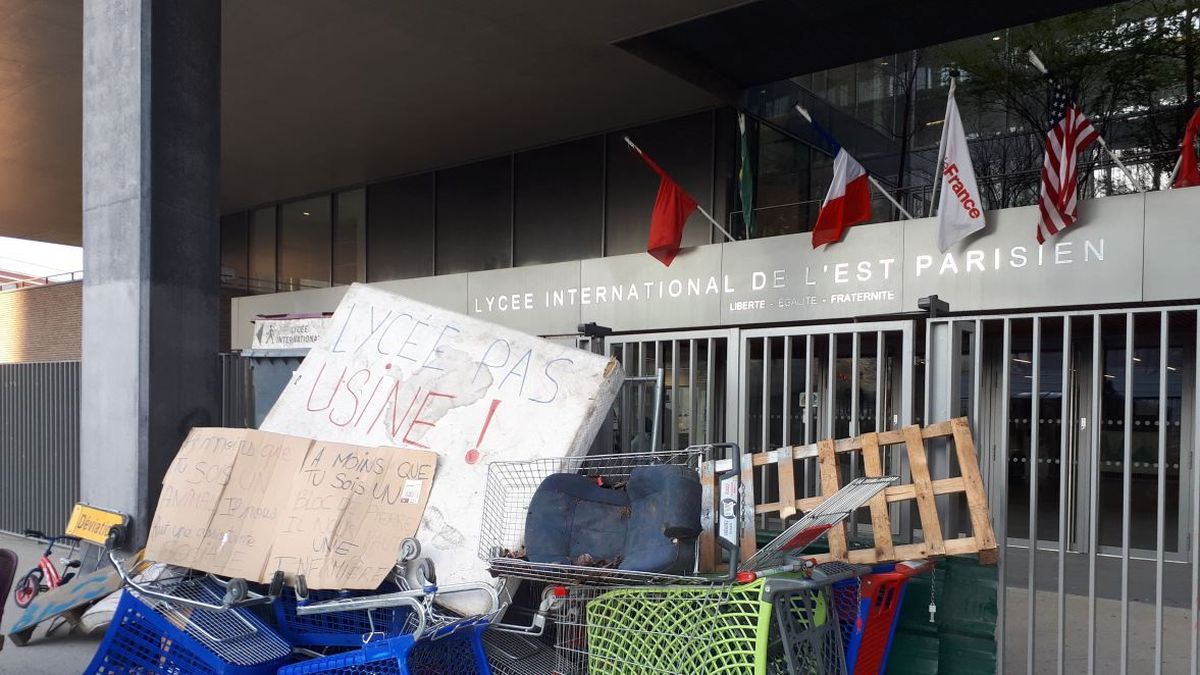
xmin=1 ymin=529 xmax=1193 ymax=674
xmin=0 ymin=532 xmax=100 ymax=674
xmin=1006 ymin=588 xmax=1193 ymax=674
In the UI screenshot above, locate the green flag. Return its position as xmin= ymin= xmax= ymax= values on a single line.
xmin=738 ymin=112 xmax=756 ymax=237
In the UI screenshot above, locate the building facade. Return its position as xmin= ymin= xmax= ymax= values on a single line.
xmin=220 ymin=2 xmax=1200 ymax=671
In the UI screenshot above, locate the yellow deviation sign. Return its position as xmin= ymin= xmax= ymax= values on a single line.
xmin=65 ymin=503 xmax=127 ymax=545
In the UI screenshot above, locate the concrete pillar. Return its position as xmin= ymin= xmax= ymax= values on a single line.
xmin=81 ymin=0 xmax=221 ymax=546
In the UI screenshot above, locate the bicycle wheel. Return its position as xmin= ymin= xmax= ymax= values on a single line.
xmin=14 ymin=568 xmax=43 ymax=608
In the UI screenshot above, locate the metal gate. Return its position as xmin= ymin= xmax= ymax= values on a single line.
xmin=931 ymin=308 xmax=1200 ymax=675
xmin=604 ymin=329 xmax=739 ymax=454
xmin=738 ymin=322 xmax=917 ymax=538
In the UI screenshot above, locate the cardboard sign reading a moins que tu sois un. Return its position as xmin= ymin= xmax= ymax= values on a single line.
xmin=144 ymin=427 xmax=436 ymax=589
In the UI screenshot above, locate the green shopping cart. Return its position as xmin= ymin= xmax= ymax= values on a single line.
xmin=553 ymin=562 xmax=864 ymax=675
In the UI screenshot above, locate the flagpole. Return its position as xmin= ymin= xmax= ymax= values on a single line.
xmin=927 ymin=75 xmax=957 ymax=217
xmin=1169 ymin=154 xmax=1182 ymax=187
xmin=795 ymin=104 xmax=915 ymax=220
xmin=868 ymin=175 xmax=916 ymax=220
xmin=1026 ymin=49 xmax=1146 ymax=193
xmin=623 ymin=136 xmax=737 ymax=243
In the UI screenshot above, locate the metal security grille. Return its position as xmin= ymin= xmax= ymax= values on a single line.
xmin=739 ymin=322 xmax=916 ymax=538
xmin=605 ymin=330 xmax=738 ymax=454
xmin=0 ymin=361 xmax=80 ymax=535
xmin=219 ymin=352 xmax=252 ymax=428
xmin=931 ymin=308 xmax=1200 ymax=675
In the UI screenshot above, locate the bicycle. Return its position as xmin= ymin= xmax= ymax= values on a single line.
xmin=13 ymin=529 xmax=82 ymax=608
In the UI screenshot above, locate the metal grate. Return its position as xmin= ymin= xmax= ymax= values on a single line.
xmin=484 ymin=630 xmax=558 ymax=675
xmin=0 ymin=361 xmax=79 ymax=536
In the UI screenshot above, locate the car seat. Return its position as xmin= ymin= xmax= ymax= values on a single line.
xmin=523 ymin=464 xmax=701 ymax=574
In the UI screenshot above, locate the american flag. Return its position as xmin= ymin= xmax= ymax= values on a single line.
xmin=1036 ymin=78 xmax=1099 ymax=244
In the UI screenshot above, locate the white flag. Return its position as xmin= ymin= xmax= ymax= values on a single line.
xmin=935 ymin=81 xmax=985 ymax=251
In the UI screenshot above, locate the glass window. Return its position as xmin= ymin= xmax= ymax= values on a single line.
xmin=514 ymin=137 xmax=603 ymax=266
xmin=756 ymin=125 xmax=811 ymax=237
xmin=367 ymin=174 xmax=434 ymax=282
xmin=278 ymin=196 xmax=331 ymax=291
xmin=435 ymin=157 xmax=512 ymax=274
xmin=248 ymin=206 xmax=276 ymax=293
xmin=220 ymin=212 xmax=248 ymax=289
xmin=333 ymin=189 xmax=365 ymax=285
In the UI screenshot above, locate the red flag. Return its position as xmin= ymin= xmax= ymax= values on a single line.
xmin=629 ymin=142 xmax=698 ymax=266
xmin=1174 ymin=106 xmax=1200 ymax=189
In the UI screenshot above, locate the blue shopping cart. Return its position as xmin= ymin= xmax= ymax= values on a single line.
xmin=85 ymin=573 xmax=291 ymax=675
xmin=278 ymin=617 xmax=492 ymax=675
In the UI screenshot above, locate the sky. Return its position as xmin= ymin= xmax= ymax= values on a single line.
xmin=0 ymin=236 xmax=83 ymax=280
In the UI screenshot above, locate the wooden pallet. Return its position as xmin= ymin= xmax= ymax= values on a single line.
xmin=737 ymin=417 xmax=997 ymax=566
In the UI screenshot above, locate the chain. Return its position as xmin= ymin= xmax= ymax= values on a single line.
xmin=928 ymin=568 xmax=938 ymax=624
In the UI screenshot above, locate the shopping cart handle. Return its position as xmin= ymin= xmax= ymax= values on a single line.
xmin=702 ymin=442 xmax=743 ymax=582
xmin=760 ymin=563 xmax=871 ymax=598
xmin=107 ymin=551 xmax=277 ymax=612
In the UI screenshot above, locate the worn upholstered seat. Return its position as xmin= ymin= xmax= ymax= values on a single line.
xmin=523 ymin=464 xmax=701 ymax=575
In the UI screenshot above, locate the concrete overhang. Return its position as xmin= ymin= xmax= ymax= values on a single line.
xmin=0 ymin=0 xmax=1122 ymax=247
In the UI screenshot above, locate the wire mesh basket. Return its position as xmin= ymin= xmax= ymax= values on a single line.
xmin=553 ymin=562 xmax=862 ymax=675
xmin=484 ymin=630 xmax=558 ymax=675
xmin=480 ymin=445 xmax=740 ymax=586
xmin=86 ymin=575 xmax=292 ymax=675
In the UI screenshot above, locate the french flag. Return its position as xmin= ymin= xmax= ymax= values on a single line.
xmin=796 ymin=105 xmax=872 ymax=247
xmin=812 ymin=147 xmax=871 ymax=248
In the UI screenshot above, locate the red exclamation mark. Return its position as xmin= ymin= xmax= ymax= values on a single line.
xmin=465 ymin=399 xmax=500 ymax=465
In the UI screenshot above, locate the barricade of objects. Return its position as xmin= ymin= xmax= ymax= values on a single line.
xmin=31 ymin=289 xmax=999 ymax=674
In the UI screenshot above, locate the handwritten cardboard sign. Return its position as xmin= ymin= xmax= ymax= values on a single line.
xmin=260 ymin=284 xmax=623 ymax=612
xmin=144 ymin=427 xmax=436 ymax=589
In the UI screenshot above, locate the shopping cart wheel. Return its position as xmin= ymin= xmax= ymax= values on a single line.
xmin=295 ymin=574 xmax=309 ymax=602
xmin=399 ymin=537 xmax=421 ymax=562
xmin=223 ymin=578 xmax=248 ymax=605
xmin=268 ymin=570 xmax=285 ymax=598
xmin=417 ymin=558 xmax=436 ymax=586
xmin=541 ymin=584 xmax=567 ymax=612
xmin=105 ymin=524 xmax=126 ymax=550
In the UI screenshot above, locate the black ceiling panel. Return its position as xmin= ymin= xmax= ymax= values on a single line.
xmin=618 ymin=0 xmax=1123 ymax=91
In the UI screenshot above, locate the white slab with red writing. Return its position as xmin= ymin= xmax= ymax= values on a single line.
xmin=260 ymin=283 xmax=623 ymax=613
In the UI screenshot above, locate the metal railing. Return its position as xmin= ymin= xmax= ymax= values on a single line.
xmin=0 ymin=270 xmax=83 ymax=293
xmin=732 ymin=147 xmax=1179 ymax=237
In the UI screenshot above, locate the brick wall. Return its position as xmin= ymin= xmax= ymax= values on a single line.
xmin=0 ymin=281 xmax=82 ymax=363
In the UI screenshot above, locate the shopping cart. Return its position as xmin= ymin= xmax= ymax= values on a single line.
xmin=273 ymin=538 xmax=424 ymax=649
xmin=479 ymin=444 xmax=744 ymax=586
xmin=553 ymin=561 xmax=865 ymax=675
xmin=842 ymin=560 xmax=934 ymax=675
xmin=278 ymin=560 xmax=503 ymax=674
xmin=738 ymin=476 xmax=898 ymax=578
xmin=277 ymin=618 xmax=493 ymax=675
xmin=85 ymin=562 xmax=292 ymax=675
xmin=543 ymin=474 xmax=899 ymax=675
